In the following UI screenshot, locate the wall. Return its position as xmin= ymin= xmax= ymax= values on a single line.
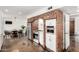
xmin=3 ymin=15 xmax=27 ymax=31
xmin=0 ymin=11 xmax=4 ymax=50
xmin=75 ymin=17 xmax=79 ymax=43
xmin=28 ymin=9 xmax=63 ymax=52
xmin=32 ymin=20 xmax=38 ymax=30
xmin=0 ymin=12 xmax=27 ymax=50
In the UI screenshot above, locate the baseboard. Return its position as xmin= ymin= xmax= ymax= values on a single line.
xmin=63 ymin=46 xmax=70 ymax=52
xmin=37 ymin=43 xmax=54 ymax=52
xmin=38 ymin=43 xmax=46 ymax=50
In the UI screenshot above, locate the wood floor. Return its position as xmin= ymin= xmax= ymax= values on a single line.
xmin=1 ymin=36 xmax=79 ymax=52
xmin=67 ymin=36 xmax=79 ymax=52
xmin=1 ymin=37 xmax=46 ymax=52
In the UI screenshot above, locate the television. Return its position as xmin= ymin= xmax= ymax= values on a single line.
xmin=5 ymin=21 xmax=12 ymax=24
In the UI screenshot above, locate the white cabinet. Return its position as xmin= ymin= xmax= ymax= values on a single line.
xmin=38 ymin=19 xmax=44 ymax=30
xmin=45 ymin=19 xmax=56 ymax=51
xmin=39 ymin=31 xmax=44 ymax=45
xmin=38 ymin=19 xmax=44 ymax=46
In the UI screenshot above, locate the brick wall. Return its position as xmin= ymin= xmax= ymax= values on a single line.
xmin=28 ymin=9 xmax=63 ymax=52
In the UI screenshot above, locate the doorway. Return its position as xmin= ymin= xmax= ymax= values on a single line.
xmin=69 ymin=20 xmax=75 ymax=51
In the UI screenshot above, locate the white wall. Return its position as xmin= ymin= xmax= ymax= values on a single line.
xmin=0 ymin=11 xmax=27 ymax=50
xmin=75 ymin=17 xmax=79 ymax=43
xmin=0 ymin=11 xmax=4 ymax=50
xmin=3 ymin=15 xmax=27 ymax=31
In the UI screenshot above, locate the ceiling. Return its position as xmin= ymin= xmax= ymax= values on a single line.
xmin=60 ymin=6 xmax=79 ymax=16
xmin=1 ymin=6 xmax=79 ymax=18
xmin=0 ymin=6 xmax=48 ymax=16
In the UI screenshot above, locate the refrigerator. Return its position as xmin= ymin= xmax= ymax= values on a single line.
xmin=38 ymin=19 xmax=44 ymax=46
xmin=45 ymin=19 xmax=56 ymax=51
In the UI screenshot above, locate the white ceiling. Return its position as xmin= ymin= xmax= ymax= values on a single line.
xmin=60 ymin=6 xmax=79 ymax=16
xmin=0 ymin=6 xmax=48 ymax=16
xmin=1 ymin=6 xmax=79 ymax=18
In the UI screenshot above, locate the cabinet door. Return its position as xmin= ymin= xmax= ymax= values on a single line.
xmin=46 ymin=33 xmax=50 ymax=48
xmin=38 ymin=19 xmax=44 ymax=30
xmin=50 ymin=34 xmax=56 ymax=51
xmin=38 ymin=19 xmax=44 ymax=46
xmin=45 ymin=19 xmax=56 ymax=51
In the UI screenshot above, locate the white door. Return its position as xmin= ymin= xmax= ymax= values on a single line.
xmin=38 ymin=19 xmax=44 ymax=46
xmin=45 ymin=19 xmax=56 ymax=51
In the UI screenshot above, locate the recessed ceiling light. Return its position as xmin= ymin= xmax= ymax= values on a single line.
xmin=5 ymin=9 xmax=8 ymax=12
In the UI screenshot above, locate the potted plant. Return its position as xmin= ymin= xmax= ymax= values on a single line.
xmin=21 ymin=25 xmax=25 ymax=30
